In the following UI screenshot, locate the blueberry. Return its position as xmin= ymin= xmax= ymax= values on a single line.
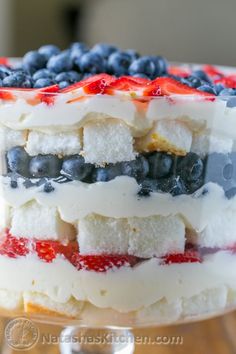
xmin=93 ymin=163 xmax=123 ymax=182
xmin=198 ymin=84 xmax=216 ymax=95
xmin=29 ymin=155 xmax=61 ymax=178
xmin=0 ymin=79 xmax=2 ymax=87
xmin=204 ymin=153 xmax=233 ymax=190
xmin=61 ymin=156 xmax=93 ymax=181
xmin=226 ymin=97 xmax=236 ymax=108
xmin=125 ymin=49 xmax=140 ymax=61
xmin=225 ymin=186 xmax=236 ymax=200
xmin=177 ymin=153 xmax=204 ymax=182
xmin=47 ymin=53 xmax=73 ymax=73
xmin=138 ymin=178 xmax=159 ymax=197
xmin=32 ymin=69 xmax=55 ymax=81
xmin=44 ymin=182 xmax=55 ymax=193
xmin=76 ymin=52 xmax=106 ymax=74
xmin=6 ymin=147 xmax=30 ymax=176
xmin=183 ymin=75 xmax=202 ymax=88
xmin=108 ymin=52 xmax=132 ymax=76
xmin=38 ymin=44 xmax=60 ymax=60
xmin=0 ymin=65 xmax=12 ymax=76
xmin=129 ymin=56 xmax=156 ymax=78
xmin=219 ymin=88 xmax=236 ymax=97
xmin=122 ymin=156 xmax=149 ymax=181
xmin=33 ymin=78 xmax=54 ymax=88
xmin=2 ymin=72 xmax=32 ymax=88
xmin=148 ymin=152 xmax=173 ymax=179
xmin=214 ymin=84 xmax=225 ymax=95
xmin=158 ymin=176 xmax=186 ymax=196
xmin=59 ymin=81 xmax=70 ymax=89
xmin=186 ymin=177 xmax=204 ymax=194
xmin=150 ymin=56 xmax=168 ymax=77
xmin=23 ymin=51 xmax=47 ymax=74
xmin=0 ymin=71 xmax=7 ymax=80
xmin=70 ymin=42 xmax=89 ymax=52
xmin=192 ymin=70 xmax=211 ymax=83
xmin=55 ymin=71 xmax=81 ymax=84
xmin=91 ymin=43 xmax=118 ymax=58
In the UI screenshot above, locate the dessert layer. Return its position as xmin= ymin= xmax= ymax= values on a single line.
xmin=0 ymin=251 xmax=235 ymax=312
xmin=0 ymin=285 xmax=234 ymax=326
xmin=0 ymin=96 xmax=236 ymax=141
xmin=1 ymin=176 xmax=235 ymax=231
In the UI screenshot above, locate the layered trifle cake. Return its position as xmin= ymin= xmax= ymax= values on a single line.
xmin=0 ymin=43 xmax=236 ymax=324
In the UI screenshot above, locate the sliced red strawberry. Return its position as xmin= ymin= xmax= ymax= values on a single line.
xmin=36 ymin=84 xmax=60 ymax=105
xmin=163 ymin=250 xmax=202 ymax=265
xmin=60 ymin=74 xmax=114 ymax=94
xmin=0 ymin=89 xmax=15 ymax=101
xmin=215 ymin=74 xmax=236 ymax=89
xmin=203 ymin=65 xmax=223 ymax=79
xmin=0 ymin=232 xmax=29 ymax=258
xmin=34 ymin=240 xmax=78 ymax=263
xmin=0 ymin=57 xmax=9 ymax=66
xmin=105 ymin=76 xmax=147 ymax=94
xmin=70 ymin=253 xmax=139 ymax=272
xmin=144 ymin=77 xmax=214 ymax=97
xmin=168 ymin=66 xmax=190 ymax=78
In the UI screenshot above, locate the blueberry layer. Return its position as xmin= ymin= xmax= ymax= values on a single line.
xmin=5 ymin=147 xmax=236 ymax=199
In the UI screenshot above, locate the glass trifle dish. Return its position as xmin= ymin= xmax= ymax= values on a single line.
xmin=0 ymin=43 xmax=236 ymax=353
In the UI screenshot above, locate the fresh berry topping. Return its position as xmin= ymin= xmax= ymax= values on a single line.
xmin=125 ymin=49 xmax=140 ymax=61
xmin=203 ymin=65 xmax=223 ymax=79
xmin=34 ymin=78 xmax=55 ymax=88
xmin=164 ymin=250 xmax=202 ymax=264
xmin=36 ymin=84 xmax=60 ymax=105
xmin=47 ymin=52 xmax=73 ymax=73
xmin=38 ymin=44 xmax=60 ymax=61
xmin=105 ymin=76 xmax=147 ymax=93
xmin=144 ymin=77 xmax=214 ymax=97
xmin=77 ymin=52 xmax=106 ymax=74
xmin=129 ymin=56 xmax=157 ymax=79
xmin=91 ymin=43 xmax=118 ymax=59
xmin=70 ymin=253 xmax=138 ymax=272
xmin=0 ymin=232 xmax=29 ymax=258
xmin=55 ymin=71 xmax=81 ymax=84
xmin=23 ymin=51 xmax=47 ymax=74
xmin=3 ymin=72 xmax=32 ymax=88
xmin=32 ymin=69 xmax=55 ymax=81
xmin=148 ymin=152 xmax=173 ymax=179
xmin=29 ymin=155 xmax=62 ymax=178
xmin=61 ymin=155 xmax=93 ymax=181
xmin=7 ymin=146 xmax=30 ymax=176
xmin=197 ymin=84 xmax=217 ymax=95
xmin=215 ymin=75 xmax=236 ymax=89
xmin=108 ymin=52 xmax=132 ymax=76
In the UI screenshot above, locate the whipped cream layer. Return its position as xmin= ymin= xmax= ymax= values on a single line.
xmin=0 ymin=95 xmax=235 ymax=138
xmin=0 ymin=251 xmax=235 ymax=312
xmin=0 ymin=176 xmax=234 ymax=231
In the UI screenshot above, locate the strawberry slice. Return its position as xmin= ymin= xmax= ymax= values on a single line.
xmin=0 ymin=89 xmax=16 ymax=101
xmin=60 ymin=74 xmax=114 ymax=94
xmin=0 ymin=57 xmax=9 ymax=66
xmin=105 ymin=76 xmax=148 ymax=95
xmin=168 ymin=66 xmax=190 ymax=78
xmin=0 ymin=232 xmax=29 ymax=258
xmin=36 ymin=84 xmax=60 ymax=105
xmin=215 ymin=74 xmax=236 ymax=89
xmin=144 ymin=77 xmax=214 ymax=97
xmin=35 ymin=240 xmax=78 ymax=263
xmin=163 ymin=250 xmax=202 ymax=265
xmin=203 ymin=65 xmax=223 ymax=79
xmin=70 ymin=253 xmax=139 ymax=272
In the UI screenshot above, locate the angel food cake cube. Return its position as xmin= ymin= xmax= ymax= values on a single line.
xmin=0 ymin=126 xmax=26 ymax=150
xmin=83 ymin=119 xmax=136 ymax=165
xmin=136 ymin=120 xmax=192 ymax=156
xmin=10 ymin=201 xmax=76 ymax=241
xmin=78 ymin=214 xmax=185 ymax=258
xmin=26 ymin=130 xmax=82 ymax=156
